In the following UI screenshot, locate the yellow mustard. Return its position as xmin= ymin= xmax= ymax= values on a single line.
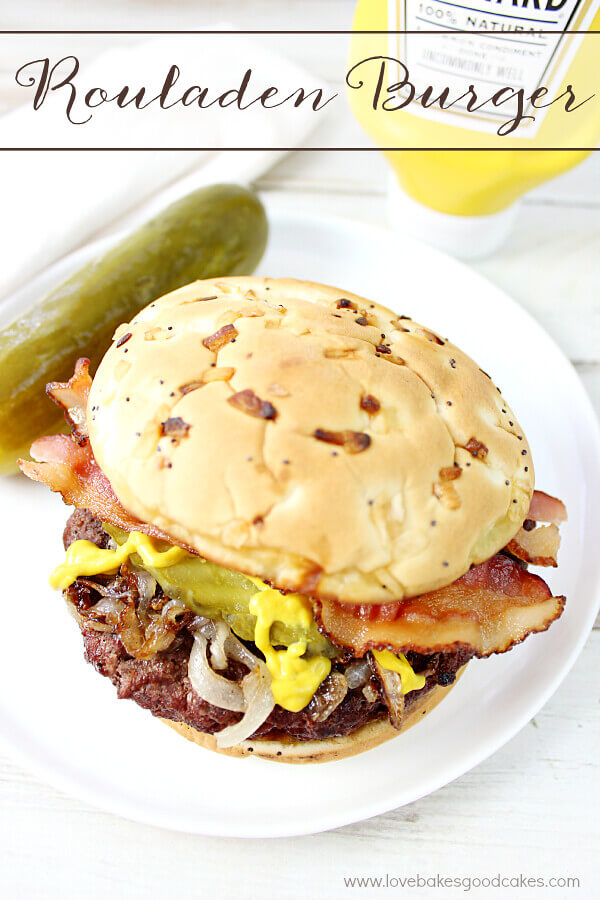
xmin=50 ymin=531 xmax=187 ymax=591
xmin=372 ymin=648 xmax=426 ymax=695
xmin=49 ymin=533 xmax=331 ymax=712
xmin=248 ymin=579 xmax=331 ymax=712
xmin=50 ymin=534 xmax=422 ymax=712
xmin=350 ymin=0 xmax=600 ymax=221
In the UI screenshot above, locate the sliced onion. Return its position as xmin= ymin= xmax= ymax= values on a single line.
xmin=188 ymin=619 xmax=277 ymax=745
xmin=193 ymin=615 xmax=215 ymax=636
xmin=65 ymin=601 xmax=83 ymax=625
xmin=86 ymin=620 xmax=114 ymax=633
xmin=188 ymin=633 xmax=245 ymax=712
xmin=130 ymin=566 xmax=157 ymax=604
xmin=344 ymin=658 xmax=371 ymax=689
xmin=78 ymin=579 xmax=130 ymax=601
xmin=224 ymin=633 xmax=263 ymax=669
xmin=210 ymin=620 xmax=230 ymax=670
xmin=372 ymin=655 xmax=405 ymax=730
xmin=362 ymin=683 xmax=378 ymax=703
xmin=309 ymin=671 xmax=348 ymax=723
xmin=216 ymin=662 xmax=275 ymax=749
xmin=193 ymin=616 xmax=236 ymax=671
xmin=160 ymin=598 xmax=187 ymax=622
xmin=117 ymin=601 xmax=147 ymax=656
xmin=90 ymin=597 xmax=125 ymax=621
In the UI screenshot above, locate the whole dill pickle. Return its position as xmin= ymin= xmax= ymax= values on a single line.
xmin=0 ymin=184 xmax=268 ymax=473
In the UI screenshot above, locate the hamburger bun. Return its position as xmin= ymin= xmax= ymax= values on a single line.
xmin=88 ymin=277 xmax=533 ymax=603
xmin=161 ymin=668 xmax=464 ymax=763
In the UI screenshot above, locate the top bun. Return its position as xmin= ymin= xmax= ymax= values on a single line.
xmin=88 ymin=277 xmax=534 ymax=603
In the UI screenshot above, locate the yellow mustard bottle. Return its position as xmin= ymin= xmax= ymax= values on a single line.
xmin=349 ymin=0 xmax=600 ymax=257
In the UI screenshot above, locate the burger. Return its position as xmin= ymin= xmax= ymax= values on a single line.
xmin=20 ymin=277 xmax=567 ymax=763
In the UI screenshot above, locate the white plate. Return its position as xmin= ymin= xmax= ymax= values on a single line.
xmin=1 ymin=204 xmax=599 ymax=838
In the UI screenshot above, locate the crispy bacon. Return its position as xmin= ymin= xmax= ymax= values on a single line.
xmin=46 ymin=357 xmax=92 ymax=441
xmin=22 ymin=434 xmax=121 ymax=524
xmin=20 ymin=434 xmax=195 ymax=551
xmin=507 ymin=490 xmax=567 ymax=567
xmin=316 ymin=554 xmax=565 ymax=658
xmin=527 ymin=490 xmax=567 ymax=526
xmin=507 ymin=524 xmax=561 ymax=568
xmin=21 ymin=361 xmax=567 ymax=661
xmin=18 ymin=360 xmax=194 ymax=553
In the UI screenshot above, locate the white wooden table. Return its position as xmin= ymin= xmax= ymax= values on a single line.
xmin=0 ymin=4 xmax=598 ymax=898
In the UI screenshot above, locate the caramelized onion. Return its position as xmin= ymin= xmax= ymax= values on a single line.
xmin=115 ymin=592 xmax=186 ymax=660
xmin=188 ymin=633 xmax=245 ymax=712
xmin=88 ymin=597 xmax=125 ymax=623
xmin=372 ymin=654 xmax=405 ymax=730
xmin=344 ymin=658 xmax=371 ymax=689
xmin=187 ymin=619 xmax=276 ymax=746
xmin=194 ymin=616 xmax=244 ymax=669
xmin=160 ymin=598 xmax=187 ymax=622
xmin=362 ymin=683 xmax=378 ymax=702
xmin=210 ymin=621 xmax=230 ymax=671
xmin=130 ymin=566 xmax=157 ymax=604
xmin=194 ymin=617 xmax=232 ymax=671
xmin=84 ymin=620 xmax=114 ymax=633
xmin=116 ymin=600 xmax=146 ymax=656
xmin=224 ymin=631 xmax=264 ymax=670
xmin=216 ymin=662 xmax=275 ymax=749
xmin=77 ymin=579 xmax=125 ymax=600
xmin=308 ymin=671 xmax=348 ymax=723
xmin=188 ymin=620 xmax=276 ymax=745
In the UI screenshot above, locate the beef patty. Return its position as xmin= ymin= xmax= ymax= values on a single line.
xmin=63 ymin=510 xmax=472 ymax=742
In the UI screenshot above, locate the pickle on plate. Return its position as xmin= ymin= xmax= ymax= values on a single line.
xmin=0 ymin=184 xmax=268 ymax=474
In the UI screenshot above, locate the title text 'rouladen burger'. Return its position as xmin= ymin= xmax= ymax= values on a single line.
xmin=20 ymin=277 xmax=567 ymax=763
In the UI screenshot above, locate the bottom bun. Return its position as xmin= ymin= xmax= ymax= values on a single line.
xmin=161 ymin=666 xmax=465 ymax=764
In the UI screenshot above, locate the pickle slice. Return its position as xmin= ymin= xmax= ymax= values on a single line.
xmin=105 ymin=525 xmax=336 ymax=659
xmin=152 ymin=556 xmax=336 ymax=658
xmin=0 ymin=184 xmax=268 ymax=473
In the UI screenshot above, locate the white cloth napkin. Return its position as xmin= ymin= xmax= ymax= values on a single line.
xmin=0 ymin=33 xmax=329 ymax=301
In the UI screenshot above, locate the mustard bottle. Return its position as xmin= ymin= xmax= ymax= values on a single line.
xmin=349 ymin=0 xmax=600 ymax=257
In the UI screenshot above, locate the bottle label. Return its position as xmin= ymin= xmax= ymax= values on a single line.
xmin=388 ymin=0 xmax=598 ymax=136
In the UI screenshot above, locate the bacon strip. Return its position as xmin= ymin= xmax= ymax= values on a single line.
xmin=316 ymin=555 xmax=565 ymax=658
xmin=46 ymin=357 xmax=92 ymax=441
xmin=527 ymin=490 xmax=567 ymax=526
xmin=18 ymin=360 xmax=194 ymax=553
xmin=508 ymin=490 xmax=567 ymax=567
xmin=507 ymin=524 xmax=560 ymax=568
xmin=21 ymin=361 xmax=567 ymax=660
xmin=20 ymin=434 xmax=195 ymax=551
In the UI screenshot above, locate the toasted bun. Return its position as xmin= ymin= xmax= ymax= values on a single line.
xmin=161 ymin=670 xmax=463 ymax=764
xmin=89 ymin=277 xmax=533 ymax=603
